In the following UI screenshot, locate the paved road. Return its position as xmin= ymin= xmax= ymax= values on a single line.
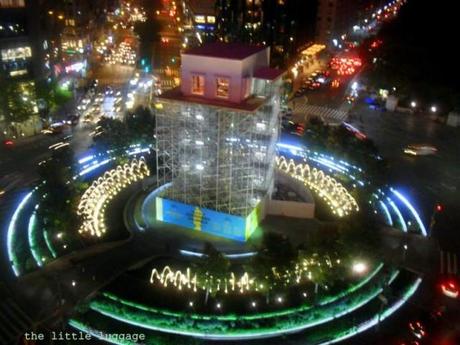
xmin=348 ymin=105 xmax=460 ymax=250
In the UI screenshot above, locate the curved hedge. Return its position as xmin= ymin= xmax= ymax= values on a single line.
xmin=90 ymin=267 xmax=398 ymax=339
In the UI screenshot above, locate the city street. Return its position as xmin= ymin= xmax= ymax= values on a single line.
xmin=1 ymin=0 xmax=459 ymax=344
xmin=348 ymin=105 xmax=460 ymax=250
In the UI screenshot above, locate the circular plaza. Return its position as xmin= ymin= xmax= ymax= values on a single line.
xmin=4 ymin=140 xmax=428 ymax=345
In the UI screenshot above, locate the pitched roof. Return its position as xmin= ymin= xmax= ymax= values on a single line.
xmin=183 ymin=43 xmax=266 ymax=60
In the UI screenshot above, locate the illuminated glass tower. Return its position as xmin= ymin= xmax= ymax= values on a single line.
xmin=155 ymin=42 xmax=284 ymax=241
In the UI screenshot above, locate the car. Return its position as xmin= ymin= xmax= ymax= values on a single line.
xmin=281 ymin=111 xmax=293 ymax=119
xmin=408 ymin=321 xmax=426 ymax=339
xmin=83 ymin=115 xmax=94 ymax=123
xmin=3 ymin=139 xmax=14 ymax=147
xmin=294 ymin=88 xmax=306 ymax=97
xmin=66 ymin=115 xmax=79 ymax=126
xmin=440 ymin=279 xmax=459 ymax=299
xmin=282 ymin=120 xmax=304 ymax=136
xmin=403 ymin=144 xmax=437 ymax=156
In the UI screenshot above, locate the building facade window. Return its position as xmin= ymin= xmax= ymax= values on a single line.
xmin=216 ymin=77 xmax=230 ymax=98
xmin=191 ymin=74 xmax=205 ymax=95
xmin=194 ymin=15 xmax=206 ymax=24
xmin=0 ymin=0 xmax=25 ymax=8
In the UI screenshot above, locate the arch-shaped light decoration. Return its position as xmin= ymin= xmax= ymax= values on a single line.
xmin=77 ymin=157 xmax=150 ymax=237
xmin=276 ymin=156 xmax=359 ymax=217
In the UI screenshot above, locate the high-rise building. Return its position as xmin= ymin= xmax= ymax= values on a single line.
xmin=155 ymin=42 xmax=284 ymax=241
xmin=0 ymin=0 xmax=48 ymax=138
xmin=183 ymin=0 xmax=217 ymax=41
xmin=215 ymin=0 xmax=316 ymax=67
xmin=315 ymin=0 xmax=380 ymax=44
xmin=0 ymin=0 xmax=48 ymax=80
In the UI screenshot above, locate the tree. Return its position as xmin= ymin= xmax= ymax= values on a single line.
xmin=303 ymin=119 xmax=389 ymax=184
xmin=125 ymin=106 xmax=156 ymax=145
xmin=337 ymin=210 xmax=381 ymax=261
xmin=36 ymin=146 xmax=85 ymax=254
xmin=93 ymin=106 xmax=156 ymax=153
xmin=35 ymin=79 xmax=73 ymax=115
xmin=0 ymin=79 xmax=36 ymax=124
xmin=194 ymin=242 xmax=230 ymax=304
xmin=248 ymin=232 xmax=296 ymax=303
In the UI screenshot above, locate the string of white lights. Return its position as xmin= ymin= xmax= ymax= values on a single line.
xmin=276 ymin=156 xmax=359 ymax=217
xmin=77 ymin=158 xmax=150 ymax=237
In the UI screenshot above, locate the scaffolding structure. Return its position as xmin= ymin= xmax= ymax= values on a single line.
xmin=156 ymin=78 xmax=281 ymax=217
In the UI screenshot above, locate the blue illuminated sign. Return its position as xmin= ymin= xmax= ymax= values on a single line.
xmin=156 ymin=197 xmax=256 ymax=242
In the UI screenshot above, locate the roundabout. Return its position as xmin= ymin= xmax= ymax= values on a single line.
xmin=4 ymin=140 xmax=430 ymax=345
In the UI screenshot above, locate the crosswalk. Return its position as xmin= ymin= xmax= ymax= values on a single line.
xmin=440 ymin=250 xmax=458 ymax=275
xmin=293 ymin=103 xmax=349 ymax=124
xmin=0 ymin=285 xmax=33 ymax=345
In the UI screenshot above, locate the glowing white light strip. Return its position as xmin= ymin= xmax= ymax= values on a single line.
xmin=27 ymin=210 xmax=42 ymax=267
xmin=318 ymin=278 xmax=422 ymax=345
xmin=69 ymin=320 xmax=126 ymax=345
xmin=379 ymin=201 xmax=393 ymax=226
xmin=78 ymin=155 xmax=95 ymax=164
xmin=276 ymin=142 xmax=303 ymax=152
xmin=179 ymin=249 xmax=204 ymax=257
xmin=391 ymin=189 xmax=427 ymax=236
xmin=386 ymin=197 xmax=407 ymax=232
xmin=7 ymin=191 xmax=33 ymax=276
xmin=127 ymin=147 xmax=151 ymax=156
xmin=78 ymin=158 xmax=112 ymax=176
xmin=179 ymin=249 xmax=258 ymax=259
xmin=225 ymin=252 xmax=258 ymax=259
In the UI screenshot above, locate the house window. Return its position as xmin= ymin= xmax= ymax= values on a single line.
xmin=216 ymin=77 xmax=229 ymax=98
xmin=191 ymin=74 xmax=205 ymax=95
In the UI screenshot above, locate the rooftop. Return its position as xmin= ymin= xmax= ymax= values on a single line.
xmin=159 ymin=87 xmax=266 ymax=112
xmin=183 ymin=42 xmax=267 ymax=60
xmin=187 ymin=0 xmax=215 ymax=15
xmin=254 ymin=67 xmax=285 ymax=81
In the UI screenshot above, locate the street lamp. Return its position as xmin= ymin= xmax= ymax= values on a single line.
xmin=431 ymin=105 xmax=437 ymax=113
xmin=402 ymin=244 xmax=408 ymax=262
xmin=352 ymin=261 xmax=367 ymax=274
xmin=410 ymin=101 xmax=417 ymax=108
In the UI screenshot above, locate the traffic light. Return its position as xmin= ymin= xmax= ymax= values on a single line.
xmin=435 ymin=203 xmax=443 ymax=212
